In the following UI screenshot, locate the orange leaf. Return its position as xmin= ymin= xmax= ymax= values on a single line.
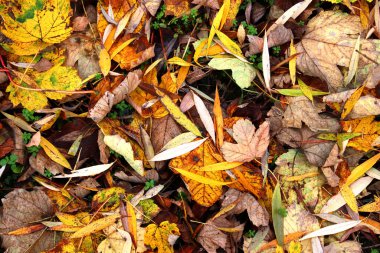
xmin=8 ymin=224 xmax=46 ymax=235
xmin=214 ymin=87 xmax=224 ymax=150
xmin=341 ymin=85 xmax=365 ymax=119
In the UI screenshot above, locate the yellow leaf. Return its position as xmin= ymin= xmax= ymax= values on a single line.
xmin=358 ymin=196 xmax=380 ymax=212
xmin=167 ymin=56 xmax=193 ymax=66
xmin=298 ymin=78 xmax=313 ymax=102
xmin=71 ymin=213 xmax=120 ymax=238
xmin=92 ymin=187 xmax=126 ymax=211
xmin=215 ymin=30 xmax=244 ymax=58
xmin=144 ymin=58 xmax=162 ymax=76
xmin=207 ymin=0 xmax=230 ymax=51
xmin=155 ymin=88 xmax=202 ymax=136
xmin=341 ymin=85 xmax=365 ymax=119
xmin=174 ymin=168 xmax=234 ymax=186
xmin=340 ymin=183 xmax=358 ymax=212
xmin=103 ymin=135 xmax=144 ymax=176
xmin=169 ymin=139 xmax=226 ymax=207
xmin=288 ymin=241 xmax=302 ymax=253
xmin=40 ymin=136 xmax=71 ymax=169
xmin=99 ymin=48 xmax=111 ymax=77
xmin=56 ymin=212 xmax=90 ymax=226
xmin=194 ymin=39 xmax=207 ymax=65
xmin=214 ymin=87 xmax=224 ymax=150
xmin=276 ymin=245 xmax=284 ymax=253
xmin=345 ymin=152 xmax=380 ymax=186
xmin=196 ymin=161 xmax=243 ymax=171
xmin=0 ymin=0 xmax=72 ymax=55
xmin=289 ymin=40 xmax=297 ymax=85
xmin=110 ymin=38 xmax=136 ymax=59
xmin=144 ymin=221 xmax=180 ymax=253
xmin=341 ymin=116 xmax=380 ymax=152
xmin=1 ymin=111 xmax=36 ymax=132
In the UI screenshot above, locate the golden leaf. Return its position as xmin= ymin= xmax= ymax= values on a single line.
xmin=340 ymin=183 xmax=358 ymax=212
xmin=345 ymin=152 xmax=380 ymax=186
xmin=99 ymin=48 xmax=111 ymax=77
xmin=92 ymin=187 xmax=126 ymax=212
xmin=289 ymin=40 xmax=297 ymax=85
xmin=359 ymin=196 xmax=380 ymax=212
xmin=207 ymin=0 xmax=230 ymax=50
xmin=0 ymin=0 xmax=72 ymax=55
xmin=341 ymin=116 xmax=380 ymax=152
xmin=144 ymin=221 xmax=180 ymax=253
xmin=71 ymin=214 xmax=120 ymax=238
xmin=341 ymin=85 xmax=365 ymax=119
xmin=169 ymin=139 xmax=225 ymax=207
xmin=40 ymin=136 xmax=71 ymax=169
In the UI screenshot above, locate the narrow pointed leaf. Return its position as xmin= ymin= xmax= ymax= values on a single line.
xmin=151 ymin=138 xmax=207 ymax=161
xmin=174 ymin=168 xmax=233 ymax=186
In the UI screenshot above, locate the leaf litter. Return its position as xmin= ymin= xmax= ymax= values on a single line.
xmin=1 ymin=0 xmax=380 ymax=252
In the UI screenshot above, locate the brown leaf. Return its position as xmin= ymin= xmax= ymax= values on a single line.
xmin=192 ymin=0 xmax=220 ymax=9
xmin=197 ymin=216 xmax=243 ymax=253
xmin=295 ymin=11 xmax=380 ymax=91
xmin=72 ymin=16 xmax=89 ymax=31
xmin=165 ymin=0 xmax=190 ymax=17
xmin=221 ymin=189 xmax=269 ymax=227
xmin=221 ymin=119 xmax=270 ymax=162
xmin=151 ymin=115 xmax=182 ymax=169
xmin=283 ymin=96 xmax=340 ymax=132
xmin=0 ymin=189 xmax=60 ymax=253
xmin=88 ymin=70 xmax=142 ymax=122
xmin=29 ymin=149 xmax=64 ymax=175
xmin=246 ymin=25 xmax=293 ymax=55
xmin=324 ymin=241 xmax=362 ymax=253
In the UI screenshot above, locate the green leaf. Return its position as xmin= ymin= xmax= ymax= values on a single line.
xmin=208 ymin=58 xmax=256 ymax=88
xmin=272 ymin=183 xmax=284 ymax=247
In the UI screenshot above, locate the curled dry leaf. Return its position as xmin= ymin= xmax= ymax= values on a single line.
xmin=221 ymin=119 xmax=270 ymax=162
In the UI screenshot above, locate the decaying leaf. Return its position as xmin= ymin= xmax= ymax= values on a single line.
xmin=221 ymin=119 xmax=270 ymax=162
xmin=294 ymin=11 xmax=380 ymax=91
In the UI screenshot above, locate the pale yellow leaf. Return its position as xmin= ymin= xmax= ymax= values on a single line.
xmin=298 ymin=79 xmax=313 ymax=102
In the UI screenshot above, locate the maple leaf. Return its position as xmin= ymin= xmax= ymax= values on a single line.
xmin=144 ymin=221 xmax=180 ymax=253
xmin=341 ymin=116 xmax=380 ymax=152
xmin=221 ymin=119 xmax=270 ymax=162
xmin=169 ymin=139 xmax=225 ymax=207
xmin=295 ymin=11 xmax=380 ymax=91
xmin=0 ymin=0 xmax=72 ymax=55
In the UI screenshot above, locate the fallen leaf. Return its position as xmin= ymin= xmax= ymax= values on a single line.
xmin=300 ymin=220 xmax=361 ymax=241
xmin=207 ymin=0 xmax=230 ymax=50
xmin=345 ymin=153 xmax=380 ymax=186
xmin=358 ymin=196 xmax=380 ymax=212
xmin=262 ymin=31 xmax=271 ymax=91
xmin=169 ymin=139 xmax=225 ymax=207
xmin=99 ymin=48 xmax=111 ymax=77
xmin=295 ymin=11 xmax=380 ymax=91
xmin=144 ymin=221 xmax=180 ymax=253
xmin=54 ymin=162 xmax=114 ymax=178
xmin=192 ymin=92 xmax=216 ymax=143
xmin=151 ymin=138 xmax=207 ymax=161
xmin=208 ymin=57 xmax=256 ymax=89
xmin=71 ymin=213 xmax=120 ymax=238
xmin=341 ymin=85 xmax=365 ymax=119
xmin=272 ymin=183 xmax=284 ymax=246
xmin=103 ymin=135 xmax=144 ymax=176
xmin=40 ymin=136 xmax=71 ymax=169
xmin=283 ymin=96 xmax=340 ymax=132
xmin=321 ymin=176 xmax=373 ymax=213
xmin=324 ymin=241 xmax=362 ymax=253
xmin=340 ymin=183 xmax=358 ymax=212
xmin=0 ymin=0 xmax=72 ymax=55
xmin=341 ymin=116 xmax=380 ymax=152
xmin=0 ymin=189 xmax=58 ymax=253
xmin=160 ymin=132 xmax=197 ymax=151
xmin=221 ymin=119 xmax=270 ymax=162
